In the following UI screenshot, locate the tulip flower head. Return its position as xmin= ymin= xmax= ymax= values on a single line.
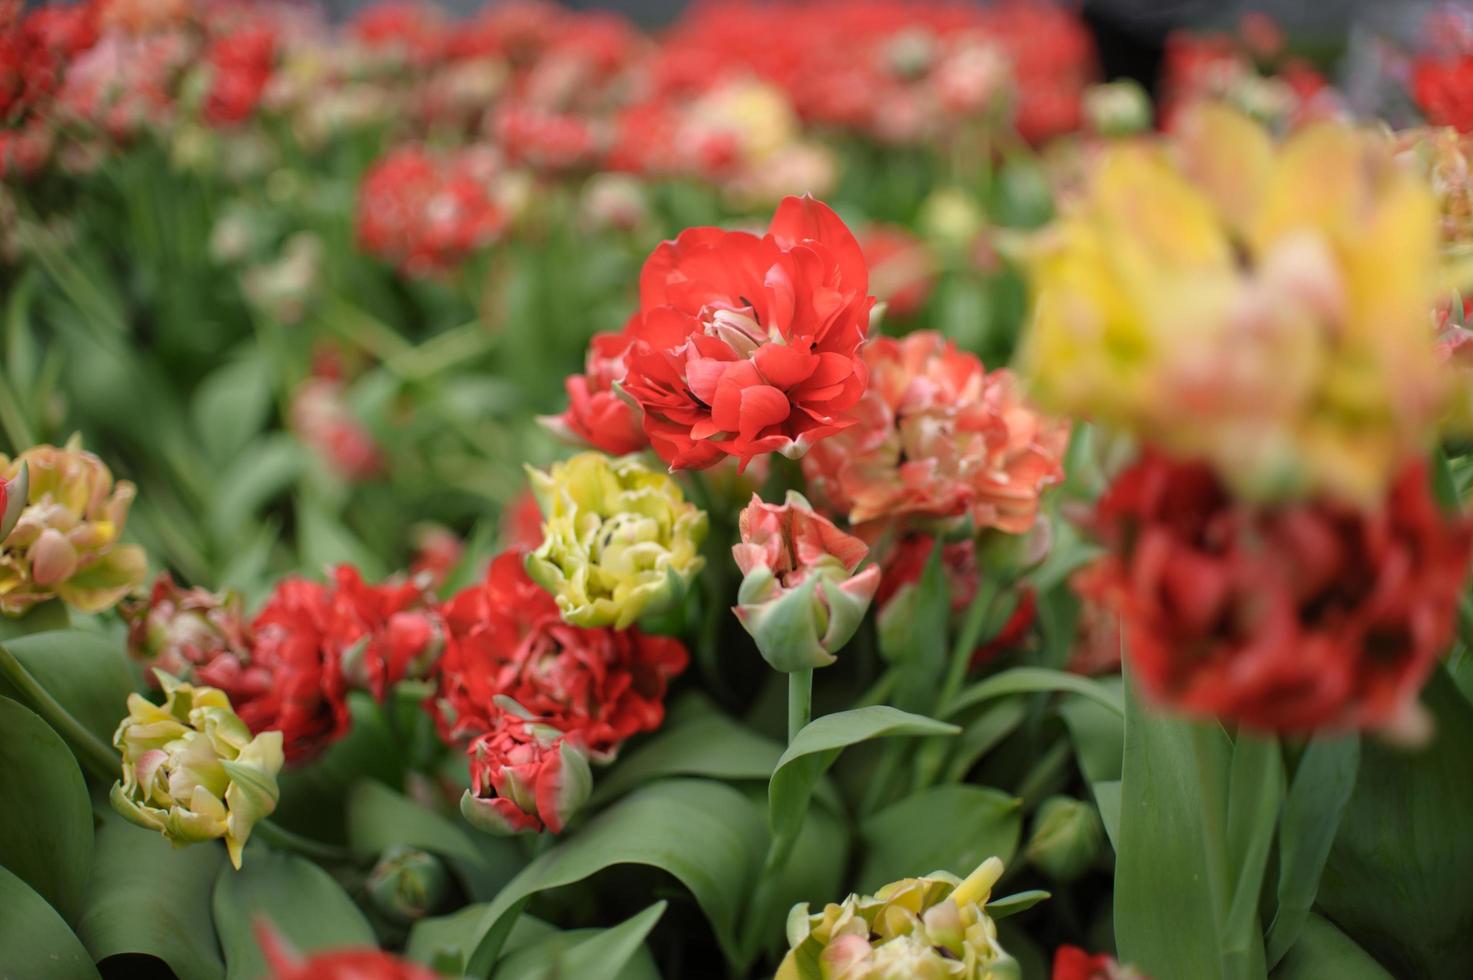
xmin=619 ymin=195 xmax=874 ymax=470
xmin=460 ymin=702 xmax=593 ymax=836
xmin=526 ymin=452 xmax=708 ymax=629
xmin=732 ymin=491 xmax=880 ymax=672
xmin=0 ymin=438 xmax=148 ymax=615
xmin=1022 ymin=104 xmax=1455 ymax=505
xmin=778 ymin=857 xmax=1019 ymax=980
xmin=111 ymin=672 xmax=284 ymax=869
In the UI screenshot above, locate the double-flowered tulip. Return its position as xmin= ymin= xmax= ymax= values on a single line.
xmin=111 ymin=672 xmax=283 ymax=869
xmin=525 ymin=452 xmax=707 ymax=629
xmin=460 ymin=703 xmax=593 ymax=836
xmin=778 ymin=858 xmax=1019 ymax=980
xmin=732 ymin=491 xmax=880 ymax=672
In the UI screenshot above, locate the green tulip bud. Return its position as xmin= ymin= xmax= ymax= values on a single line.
xmin=367 ymin=845 xmax=452 ymax=923
xmin=1025 ymin=796 xmax=1104 ymax=883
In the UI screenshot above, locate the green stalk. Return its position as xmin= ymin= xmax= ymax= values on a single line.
xmin=787 ymin=668 xmax=813 ymax=743
xmin=252 ymin=820 xmax=360 ymax=866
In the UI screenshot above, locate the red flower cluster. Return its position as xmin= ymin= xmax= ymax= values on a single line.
xmin=1159 ymin=18 xmax=1334 ymax=130
xmin=617 ymin=195 xmax=873 ymax=469
xmin=433 ymin=551 xmax=688 ymax=757
xmin=202 ymin=22 xmax=276 ymax=128
xmin=1413 ymin=56 xmax=1473 ymax=133
xmin=1090 ymin=452 xmax=1473 ymax=732
xmin=355 ymin=144 xmax=506 ymax=277
xmin=0 ymin=0 xmax=99 ymax=174
xmin=650 ymin=0 xmax=1093 ymax=145
xmin=803 ymin=331 xmax=1068 ymax=534
xmin=127 ymin=566 xmax=444 ymax=763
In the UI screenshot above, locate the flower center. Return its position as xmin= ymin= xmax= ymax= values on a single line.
xmin=702 ymin=304 xmax=778 ymax=357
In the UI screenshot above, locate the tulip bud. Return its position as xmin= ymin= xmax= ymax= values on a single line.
xmin=1084 ymin=80 xmax=1151 ymax=138
xmin=777 ymin=858 xmax=1017 ymax=980
xmin=732 ymin=492 xmax=880 ymax=672
xmin=1025 ymin=796 xmax=1104 ymax=883
xmin=367 ymin=845 xmax=451 ymax=924
xmin=919 ymin=187 xmax=983 ymax=251
xmin=460 ymin=709 xmax=592 ymax=836
xmin=525 ymin=453 xmax=707 ymax=629
xmin=111 ymin=671 xmax=284 ymax=869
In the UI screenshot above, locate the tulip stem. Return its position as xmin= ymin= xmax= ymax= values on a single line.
xmin=0 ymin=641 xmax=121 ymax=782
xmin=787 ymin=668 xmax=813 ymax=743
xmin=253 ymin=820 xmax=360 ymax=866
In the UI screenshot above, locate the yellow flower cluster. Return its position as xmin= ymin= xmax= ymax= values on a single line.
xmin=1022 ymin=104 xmax=1453 ymax=504
xmin=525 ymin=452 xmax=707 ymax=629
xmin=777 ymin=858 xmax=1019 ymax=980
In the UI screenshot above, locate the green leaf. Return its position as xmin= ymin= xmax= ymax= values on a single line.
xmin=946 ymin=667 xmax=1124 ymax=720
xmin=858 ymin=786 xmax=1022 ymax=893
xmin=193 ymin=353 xmax=273 ymax=464
xmin=494 ymin=902 xmax=666 ymax=980
xmin=942 ymin=698 xmax=1028 ymax=783
xmin=1092 ymin=780 xmax=1123 ymax=851
xmin=78 ymin=809 xmax=226 ymax=980
xmin=986 ymin=889 xmax=1051 ymax=920
xmin=208 ymin=436 xmax=305 ymax=542
xmin=464 ymin=780 xmax=767 ymax=976
xmin=769 ymin=706 xmax=957 ymax=862
xmin=405 ymin=902 xmax=491 ymax=969
xmin=0 ymin=864 xmax=99 ymax=979
xmin=1057 ymin=682 xmax=1126 ymax=785
xmin=590 ymin=709 xmax=786 ymax=805
xmin=212 ymin=849 xmax=375 ymax=980
xmin=296 ymin=496 xmax=386 ymax=580
xmin=881 ymin=543 xmax=950 ymax=713
xmin=1115 ymin=680 xmax=1230 ymax=980
xmin=0 ymin=696 xmax=93 ymax=925
xmin=1 ymin=629 xmax=137 ymax=745
xmin=1265 ymin=736 xmax=1359 ymax=969
xmin=1221 ymin=734 xmax=1282 ymax=980
xmin=346 ymin=780 xmax=522 ymax=901
xmin=1318 ymin=667 xmax=1473 ymax=978
xmin=1271 ymin=915 xmax=1393 ymax=980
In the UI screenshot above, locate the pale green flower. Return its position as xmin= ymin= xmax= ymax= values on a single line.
xmin=111 ymin=671 xmax=283 ymax=869
xmin=525 ymin=452 xmax=707 ymax=629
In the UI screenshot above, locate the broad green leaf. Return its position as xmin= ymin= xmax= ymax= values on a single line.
xmin=464 ymin=779 xmax=767 ymax=976
xmin=1 ymin=629 xmax=136 ymax=745
xmin=78 ymin=810 xmax=225 ymax=980
xmin=1222 ymin=734 xmax=1282 ymax=980
xmin=0 ymin=696 xmax=93 ymax=925
xmin=1271 ymin=915 xmax=1393 ymax=980
xmin=494 ymin=902 xmax=665 ymax=980
xmin=1265 ymin=736 xmax=1359 ymax=969
xmin=208 ymin=435 xmax=306 ymax=542
xmin=0 ymin=864 xmax=98 ymax=979
xmin=769 ymin=706 xmax=957 ymax=862
xmin=296 ymin=496 xmax=386 ymax=580
xmin=1318 ymin=667 xmax=1473 ymax=978
xmin=942 ymin=697 xmax=1028 ymax=784
xmin=946 ymin=667 xmax=1124 ymax=719
xmin=858 ymin=786 xmax=1022 ymax=893
xmin=346 ymin=780 xmax=522 ymax=901
xmin=1115 ymin=680 xmax=1230 ymax=980
xmin=192 ymin=353 xmax=273 ymax=464
xmin=212 ymin=849 xmax=375 ymax=980
xmin=1092 ymin=780 xmax=1122 ymax=851
xmin=1057 ymin=683 xmax=1126 ymax=786
xmin=590 ymin=707 xmax=840 ymax=813
xmin=881 ymin=543 xmax=950 ymax=713
xmin=0 ymin=599 xmax=69 ymax=641
xmin=405 ymin=902 xmax=492 ymax=968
